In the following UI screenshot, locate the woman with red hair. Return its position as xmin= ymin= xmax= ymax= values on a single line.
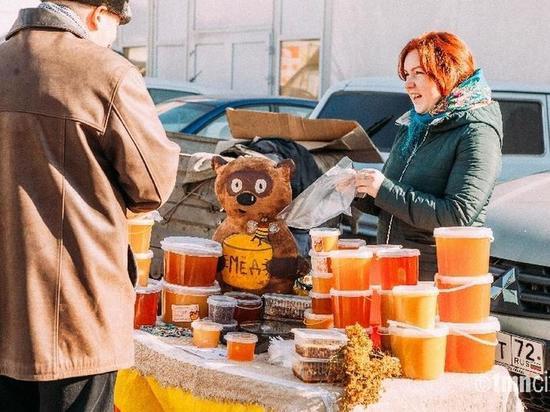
xmin=354 ymin=32 xmax=502 ymax=279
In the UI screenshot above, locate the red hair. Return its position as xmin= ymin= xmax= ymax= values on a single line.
xmin=398 ymin=32 xmax=475 ymax=96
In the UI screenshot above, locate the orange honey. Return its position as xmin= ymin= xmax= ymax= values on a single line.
xmin=134 ymin=250 xmax=154 ymax=288
xmin=434 ymin=227 xmax=493 ymax=276
xmin=161 ymin=237 xmax=222 ymax=286
xmin=436 ymin=274 xmax=493 ymax=323
xmin=379 ymin=289 xmax=394 ymax=328
xmin=225 ymin=332 xmax=258 ymax=361
xmin=331 ymin=247 xmax=373 ymax=290
xmin=377 ymin=248 xmax=420 ymax=290
xmin=162 ymin=281 xmax=221 ymax=328
xmin=303 ymin=309 xmax=334 ymax=329
xmin=309 ymin=251 xmax=332 ymax=273
xmin=310 ymin=291 xmax=333 ymax=315
xmin=134 ymin=280 xmax=161 ymax=329
xmin=365 ymin=245 xmax=403 ymax=285
xmin=330 ymin=289 xmax=372 ymax=328
xmin=192 ymin=320 xmax=223 ymax=348
xmin=311 ymin=272 xmax=334 ymax=294
xmin=392 ymin=285 xmax=438 ymax=329
xmin=443 ymin=317 xmax=500 ymax=373
xmin=128 ymin=218 xmax=154 ymax=253
xmin=310 ymin=228 xmax=340 ymax=252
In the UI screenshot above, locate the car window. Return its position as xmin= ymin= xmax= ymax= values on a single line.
xmin=276 ymin=105 xmax=313 ymax=118
xmin=157 ymin=102 xmax=212 ymax=132
xmin=198 ymin=105 xmax=270 ymax=139
xmin=495 ymin=99 xmax=544 ymax=155
xmin=317 ymin=91 xmax=412 ymax=152
xmin=148 ymin=88 xmax=197 ymax=105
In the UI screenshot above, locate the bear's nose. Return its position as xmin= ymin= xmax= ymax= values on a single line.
xmin=237 ymin=192 xmax=256 ymax=206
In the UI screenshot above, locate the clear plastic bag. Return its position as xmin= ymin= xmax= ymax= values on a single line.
xmin=279 ymin=157 xmax=356 ymax=229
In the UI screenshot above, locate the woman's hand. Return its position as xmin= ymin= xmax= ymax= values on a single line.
xmin=356 ymin=169 xmax=385 ymax=198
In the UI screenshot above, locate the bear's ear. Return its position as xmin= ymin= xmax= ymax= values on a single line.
xmin=212 ymin=156 xmax=228 ymax=174
xmin=276 ymin=159 xmax=295 ymax=180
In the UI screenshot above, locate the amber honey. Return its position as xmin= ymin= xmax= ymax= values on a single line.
xmin=134 ymin=280 xmax=161 ymax=329
xmin=365 ymin=245 xmax=402 ymax=285
xmin=376 ymin=248 xmax=419 ymax=290
xmin=330 ymin=289 xmax=372 ymax=328
xmin=330 ymin=247 xmax=373 ymax=290
xmin=134 ymin=250 xmax=154 ymax=288
xmin=225 ymin=332 xmax=258 ymax=361
xmin=310 ymin=291 xmax=332 ymax=315
xmin=192 ymin=320 xmax=223 ymax=348
xmin=311 ymin=272 xmax=334 ymax=294
xmin=392 ymin=285 xmax=438 ymax=329
xmin=436 ymin=274 xmax=492 ymax=323
xmin=310 ymin=228 xmax=340 ymax=253
xmin=128 ymin=219 xmax=154 ymax=253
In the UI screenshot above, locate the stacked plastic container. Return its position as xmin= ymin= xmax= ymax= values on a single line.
xmin=160 ymin=237 xmax=223 ymax=328
xmin=434 ymin=227 xmax=499 ymax=374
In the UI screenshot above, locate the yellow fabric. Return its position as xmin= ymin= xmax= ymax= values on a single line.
xmin=115 ymin=369 xmax=265 ymax=412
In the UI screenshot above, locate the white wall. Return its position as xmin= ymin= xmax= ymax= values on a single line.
xmin=328 ymin=0 xmax=550 ymax=86
xmin=0 ymin=0 xmax=39 ymax=38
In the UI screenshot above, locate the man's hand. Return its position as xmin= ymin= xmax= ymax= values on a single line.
xmin=356 ymin=169 xmax=385 ymax=198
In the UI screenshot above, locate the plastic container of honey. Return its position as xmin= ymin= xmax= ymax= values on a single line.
xmin=292 ymin=328 xmax=348 ymax=359
xmin=441 ymin=317 xmax=500 ymax=373
xmin=311 ymin=272 xmax=334 ymax=294
xmin=330 ymin=289 xmax=372 ymax=328
xmin=379 ymin=289 xmax=394 ymax=328
xmin=128 ymin=218 xmax=155 ymax=253
xmin=207 ymin=295 xmax=237 ymax=324
xmin=389 ymin=322 xmax=448 ymax=380
xmin=225 ymin=332 xmax=258 ymax=361
xmin=377 ymin=248 xmax=419 ymax=290
xmin=161 ymin=281 xmax=221 ymax=328
xmin=330 ymin=247 xmax=373 ymax=291
xmin=309 ymin=251 xmax=332 ymax=273
xmin=225 ymin=292 xmax=263 ymax=324
xmin=309 ymin=291 xmax=333 ymax=315
xmin=191 ymin=320 xmax=223 ymax=348
xmin=303 ymin=309 xmax=334 ymax=329
xmin=434 ymin=227 xmax=493 ymax=276
xmin=161 ymin=236 xmax=222 ymax=287
xmin=263 ymin=293 xmax=311 ymax=320
xmin=310 ymin=228 xmax=340 ymax=252
xmin=134 ymin=250 xmax=154 ymax=287
xmin=338 ymin=238 xmax=366 ymax=250
xmin=377 ymin=326 xmax=392 ymax=352
xmin=392 ymin=285 xmax=438 ymax=329
xmin=134 ymin=280 xmax=162 ymax=329
xmin=365 ymin=244 xmax=403 ymax=285
xmin=436 ymin=274 xmax=493 ymax=323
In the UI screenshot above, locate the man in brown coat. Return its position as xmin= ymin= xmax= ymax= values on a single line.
xmin=0 ymin=1 xmax=180 ymax=410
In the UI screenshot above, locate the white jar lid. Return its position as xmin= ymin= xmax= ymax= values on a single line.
xmin=191 ymin=319 xmax=223 ymax=331
xmin=329 ymin=288 xmax=373 ymax=298
xmin=309 ymin=290 xmax=332 ymax=299
xmin=440 ymin=317 xmax=500 ymax=335
xmin=162 ymin=280 xmax=221 ymax=296
xmin=392 ymin=284 xmax=438 ymax=296
xmin=310 ymin=271 xmax=333 ymax=279
xmin=135 ymin=279 xmax=162 ymax=294
xmin=435 ymin=274 xmax=494 ymax=285
xmin=433 ymin=226 xmax=493 ymax=239
xmin=161 ymin=236 xmax=222 ymax=257
xmin=388 ymin=322 xmax=448 ymax=338
xmin=133 ymin=250 xmax=154 ymax=260
xmin=225 ymin=332 xmax=258 ymax=344
xmin=329 ymin=247 xmax=373 ymax=260
xmin=375 ymin=248 xmax=420 ymax=258
xmin=309 ymin=228 xmax=340 ymax=237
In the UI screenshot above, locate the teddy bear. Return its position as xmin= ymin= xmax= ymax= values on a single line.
xmin=212 ymin=156 xmax=310 ymax=294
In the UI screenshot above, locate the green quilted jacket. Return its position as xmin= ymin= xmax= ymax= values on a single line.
xmin=356 ymin=102 xmax=503 ymax=279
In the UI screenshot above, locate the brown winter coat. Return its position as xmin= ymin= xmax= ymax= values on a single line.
xmin=0 ymin=8 xmax=180 ymax=381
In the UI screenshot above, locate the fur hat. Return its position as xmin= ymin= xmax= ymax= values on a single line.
xmin=42 ymin=0 xmax=132 ymax=24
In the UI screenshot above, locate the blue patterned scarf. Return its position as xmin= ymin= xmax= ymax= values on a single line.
xmin=400 ymin=68 xmax=492 ymax=157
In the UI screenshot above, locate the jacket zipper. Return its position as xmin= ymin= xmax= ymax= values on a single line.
xmin=385 ymin=127 xmax=430 ymax=244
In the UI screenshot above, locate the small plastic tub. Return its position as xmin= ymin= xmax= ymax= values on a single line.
xmin=161 ymin=236 xmax=222 ymax=287
xmin=292 ymin=328 xmax=347 ymax=359
xmin=330 ymin=247 xmax=373 ymax=290
xmin=207 ymin=295 xmax=237 ymax=324
xmin=292 ymin=355 xmax=332 ymax=383
xmin=263 ymin=293 xmax=311 ymax=320
xmin=309 ymin=250 xmax=332 ymax=273
xmin=191 ymin=320 xmax=223 ymax=348
xmin=338 ymin=238 xmax=366 ymax=250
xmin=441 ymin=317 xmax=500 ymax=373
xmin=128 ymin=218 xmax=155 ymax=253
xmin=436 ymin=274 xmax=493 ymax=323
xmin=434 ymin=227 xmax=493 ymax=276
xmin=376 ymin=248 xmax=419 ymax=290
xmin=309 ymin=291 xmax=332 ymax=315
xmin=392 ymin=285 xmax=438 ymax=329
xmin=389 ymin=322 xmax=448 ymax=380
xmin=225 ymin=292 xmax=263 ymax=323
xmin=134 ymin=280 xmax=162 ymax=329
xmin=365 ymin=244 xmax=403 ymax=285
xmin=134 ymin=250 xmax=154 ymax=287
xmin=311 ymin=272 xmax=334 ymax=294
xmin=303 ymin=309 xmax=334 ymax=329
xmin=161 ymin=281 xmax=221 ymax=328
xmin=310 ymin=228 xmax=340 ymax=252
xmin=330 ymin=289 xmax=372 ymax=328
xmin=379 ymin=289 xmax=394 ymax=328
xmin=225 ymin=332 xmax=258 ymax=361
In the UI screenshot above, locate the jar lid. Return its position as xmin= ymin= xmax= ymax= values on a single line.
xmin=161 ymin=236 xmax=222 ymax=257
xmin=440 ymin=317 xmax=500 ymax=335
xmin=224 ymin=332 xmax=258 ymax=344
xmin=337 ymin=238 xmax=366 ymax=249
xmin=128 ymin=218 xmax=155 ymax=226
xmin=392 ymin=284 xmax=438 ymax=296
xmin=308 ymin=250 xmax=332 ymax=258
xmin=329 ymin=247 xmax=373 ymax=259
xmin=207 ymin=295 xmax=238 ymax=307
xmin=191 ymin=319 xmax=223 ymax=331
xmin=162 ymin=280 xmax=221 ymax=295
xmin=375 ymin=248 xmax=420 ymax=258
xmin=309 ymin=290 xmax=332 ymax=299
xmin=309 ymin=227 xmax=340 ymax=237
xmin=388 ymin=322 xmax=448 ymax=338
xmin=365 ymin=244 xmax=403 ymax=253
xmin=435 ymin=274 xmax=494 ymax=285
xmin=310 ymin=271 xmax=333 ymax=279
xmin=303 ymin=309 xmax=334 ymax=321
xmin=329 ymin=288 xmax=373 ymax=298
xmin=291 ymin=327 xmax=347 ymax=343
xmin=133 ymin=250 xmax=154 ymax=259
xmin=135 ymin=279 xmax=162 ymax=294
xmin=224 ymin=291 xmax=262 ymax=304
xmin=433 ymin=226 xmax=493 ymax=239
xmin=204 ymin=318 xmax=239 ymax=330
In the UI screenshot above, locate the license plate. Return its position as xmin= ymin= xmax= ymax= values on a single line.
xmin=496 ymin=331 xmax=545 ymax=378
